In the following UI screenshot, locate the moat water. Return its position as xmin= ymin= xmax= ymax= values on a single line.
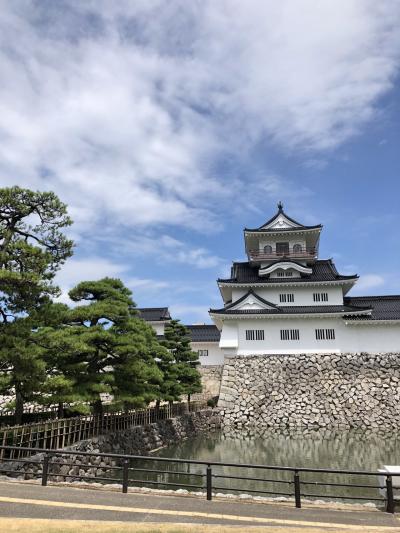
xmin=124 ymin=429 xmax=400 ymax=503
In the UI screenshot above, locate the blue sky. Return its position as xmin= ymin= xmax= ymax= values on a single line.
xmin=1 ymin=1 xmax=400 ymax=323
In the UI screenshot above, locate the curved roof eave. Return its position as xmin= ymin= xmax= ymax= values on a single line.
xmin=209 ymin=306 xmax=372 ymax=317
xmin=244 ymin=225 xmax=322 ymax=233
xmin=217 ymin=277 xmax=359 ymax=285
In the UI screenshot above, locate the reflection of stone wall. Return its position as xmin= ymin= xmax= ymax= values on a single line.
xmin=219 ymin=353 xmax=400 ymax=429
xmin=192 ymin=365 xmax=223 ymax=401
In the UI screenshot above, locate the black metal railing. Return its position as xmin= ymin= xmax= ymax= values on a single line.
xmin=0 ymin=445 xmax=398 ymax=513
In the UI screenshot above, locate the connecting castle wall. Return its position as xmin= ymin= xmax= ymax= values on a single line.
xmin=218 ymin=353 xmax=400 ymax=429
xmin=192 ymin=365 xmax=223 ymax=401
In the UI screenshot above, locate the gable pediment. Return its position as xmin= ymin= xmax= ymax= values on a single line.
xmin=261 ymin=213 xmax=300 ymax=230
xmin=227 ymin=290 xmax=278 ymax=311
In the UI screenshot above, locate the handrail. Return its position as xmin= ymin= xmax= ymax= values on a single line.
xmin=249 ymin=249 xmax=316 ymax=259
xmin=0 ymin=445 xmax=399 ymax=476
xmin=0 ymin=444 xmax=397 ymax=513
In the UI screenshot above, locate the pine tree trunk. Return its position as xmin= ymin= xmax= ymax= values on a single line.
xmin=15 ymin=388 xmax=24 ymax=425
xmin=187 ymin=393 xmax=191 ymax=410
xmin=92 ymin=399 xmax=103 ymax=416
xmin=155 ymin=399 xmax=160 ymax=417
xmin=57 ymin=402 xmax=64 ymax=419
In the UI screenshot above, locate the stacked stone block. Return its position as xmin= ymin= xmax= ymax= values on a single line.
xmin=218 ymin=353 xmax=400 ymax=429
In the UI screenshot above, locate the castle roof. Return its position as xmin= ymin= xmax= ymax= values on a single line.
xmin=209 ymin=304 xmax=371 ymax=316
xmin=344 ymin=295 xmax=400 ymax=321
xmin=218 ymin=259 xmax=358 ymax=285
xmin=185 ymin=324 xmax=221 ymax=342
xmin=136 ymin=307 xmax=171 ymax=321
xmin=244 ymin=202 xmax=322 ymax=233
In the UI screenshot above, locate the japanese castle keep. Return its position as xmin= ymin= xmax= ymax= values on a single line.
xmin=209 ymin=203 xmax=400 ymax=358
xmin=138 ymin=205 xmax=400 ymax=428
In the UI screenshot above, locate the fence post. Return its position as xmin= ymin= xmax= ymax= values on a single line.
xmin=42 ymin=452 xmax=50 ymax=486
xmin=294 ymin=470 xmax=301 ymax=508
xmin=122 ymin=459 xmax=129 ymax=494
xmin=206 ymin=464 xmax=212 ymax=501
xmin=386 ymin=475 xmax=395 ymax=514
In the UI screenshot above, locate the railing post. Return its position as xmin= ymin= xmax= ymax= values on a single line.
xmin=386 ymin=475 xmax=395 ymax=514
xmin=122 ymin=458 xmax=129 ymax=494
xmin=206 ymin=464 xmax=212 ymax=501
xmin=294 ymin=470 xmax=301 ymax=508
xmin=42 ymin=452 xmax=50 ymax=486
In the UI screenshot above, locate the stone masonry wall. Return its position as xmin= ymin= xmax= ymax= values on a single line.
xmin=1 ymin=410 xmax=221 ymax=481
xmin=192 ymin=365 xmax=223 ymax=401
xmin=218 ymin=353 xmax=400 ymax=429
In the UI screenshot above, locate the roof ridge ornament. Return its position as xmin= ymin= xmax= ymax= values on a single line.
xmin=277 ymin=201 xmax=283 ymax=211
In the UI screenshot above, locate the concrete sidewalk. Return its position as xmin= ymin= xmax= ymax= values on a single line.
xmin=0 ymin=481 xmax=398 ymax=531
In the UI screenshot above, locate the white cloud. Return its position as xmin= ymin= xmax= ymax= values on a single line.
xmin=353 ymin=274 xmax=385 ymax=292
xmin=101 ymin=232 xmax=223 ymax=269
xmin=0 ymin=0 xmax=399 ymax=238
xmin=126 ymin=278 xmax=170 ymax=291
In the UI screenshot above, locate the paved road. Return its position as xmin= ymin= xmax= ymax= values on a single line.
xmin=0 ymin=481 xmax=398 ymax=530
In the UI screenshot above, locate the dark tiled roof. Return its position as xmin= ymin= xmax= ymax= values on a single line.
xmin=136 ymin=307 xmax=171 ymax=321
xmin=218 ymin=260 xmax=357 ymax=284
xmin=185 ymin=325 xmax=221 ymax=342
xmin=210 ymin=304 xmax=371 ymax=316
xmin=344 ymin=296 xmax=400 ymax=321
xmin=245 ymin=205 xmax=322 ymax=232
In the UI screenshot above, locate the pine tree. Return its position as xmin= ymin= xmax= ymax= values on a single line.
xmin=44 ymin=278 xmax=166 ymax=414
xmin=0 ymin=186 xmax=73 ymax=422
xmin=159 ymin=320 xmax=202 ymax=404
xmin=111 ymin=316 xmax=165 ymax=410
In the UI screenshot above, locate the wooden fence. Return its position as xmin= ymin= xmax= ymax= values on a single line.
xmin=0 ymin=401 xmax=206 ymax=460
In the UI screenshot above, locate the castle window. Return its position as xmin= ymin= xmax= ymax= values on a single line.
xmin=293 ymin=243 xmax=303 ymax=253
xmin=315 ymin=328 xmax=335 ymax=340
xmin=285 ymin=271 xmax=293 ymax=277
xmin=279 ymin=293 xmax=294 ymax=303
xmin=246 ymin=329 xmax=265 ymax=341
xmin=313 ymin=292 xmax=329 ymax=302
xmin=263 ymin=245 xmax=273 ymax=255
xmin=280 ymin=329 xmax=300 ymax=341
xmin=198 ymin=349 xmax=209 ymax=356
xmin=276 ymin=242 xmax=289 ymax=255
xmin=276 ymin=270 xmax=285 ymax=277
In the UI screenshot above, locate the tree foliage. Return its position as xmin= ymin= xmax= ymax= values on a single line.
xmin=0 ymin=186 xmax=202 ymax=423
xmin=159 ymin=320 xmax=202 ymax=402
xmin=0 ymin=187 xmax=73 ymax=422
xmin=0 ymin=186 xmax=73 ymax=323
xmin=39 ymin=278 xmax=166 ymax=415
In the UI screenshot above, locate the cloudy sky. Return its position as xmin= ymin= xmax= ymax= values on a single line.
xmin=1 ymin=1 xmax=400 ymax=322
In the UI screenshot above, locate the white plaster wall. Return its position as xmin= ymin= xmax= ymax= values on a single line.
xmin=218 ymin=318 xmax=400 ymax=355
xmin=191 ymin=342 xmax=225 ymax=365
xmin=231 ymin=286 xmax=344 ymax=306
xmin=220 ymin=321 xmax=239 ymax=349
xmin=149 ymin=322 xmax=166 ymax=336
xmin=345 ymin=323 xmax=400 ymax=353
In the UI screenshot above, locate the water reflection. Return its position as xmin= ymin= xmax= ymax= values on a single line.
xmin=118 ymin=428 xmax=400 ymax=503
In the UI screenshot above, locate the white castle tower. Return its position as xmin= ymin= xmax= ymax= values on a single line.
xmin=210 ymin=203 xmax=400 ymax=356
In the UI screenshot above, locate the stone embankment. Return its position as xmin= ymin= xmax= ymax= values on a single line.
xmin=2 ymin=410 xmax=221 ymax=481
xmin=218 ymin=353 xmax=400 ymax=429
